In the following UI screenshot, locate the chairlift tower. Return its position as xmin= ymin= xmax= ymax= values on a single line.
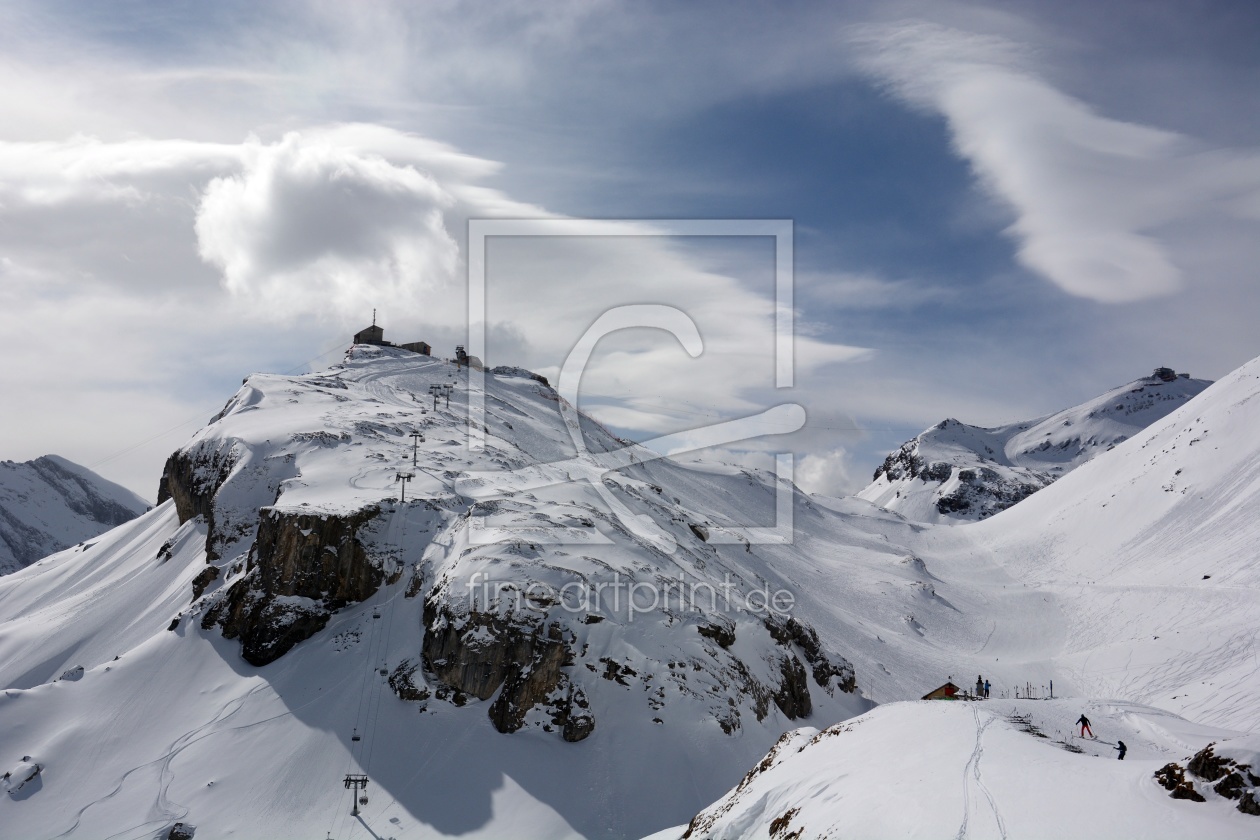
xmin=409 ymin=431 xmax=424 ymax=465
xmin=428 ymin=383 xmax=442 ymax=410
xmin=395 ymin=472 xmax=414 ymax=503
xmin=343 ymin=774 xmax=369 ymax=816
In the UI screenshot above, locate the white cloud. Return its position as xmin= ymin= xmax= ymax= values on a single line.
xmin=0 ymin=123 xmax=872 ymax=496
xmin=195 ymin=132 xmax=460 ymax=319
xmin=795 ymin=447 xmax=860 ymax=497
xmin=850 ymin=20 xmax=1260 ymax=303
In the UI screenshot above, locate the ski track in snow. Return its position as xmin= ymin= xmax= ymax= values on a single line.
xmin=956 ymin=708 xmax=1006 ymax=840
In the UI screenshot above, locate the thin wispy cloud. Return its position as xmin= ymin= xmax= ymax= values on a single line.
xmin=849 ymin=19 xmax=1260 ymax=303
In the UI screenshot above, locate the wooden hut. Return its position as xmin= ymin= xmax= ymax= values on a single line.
xmin=922 ymin=681 xmax=961 ymax=701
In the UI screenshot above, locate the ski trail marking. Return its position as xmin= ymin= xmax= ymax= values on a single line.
xmin=955 ymin=708 xmax=1007 ymax=840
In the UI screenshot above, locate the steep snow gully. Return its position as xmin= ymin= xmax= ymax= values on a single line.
xmin=1 ymin=347 xmax=1258 ymax=839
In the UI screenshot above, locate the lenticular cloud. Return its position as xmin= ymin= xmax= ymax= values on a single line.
xmin=850 ymin=20 xmax=1260 ymax=304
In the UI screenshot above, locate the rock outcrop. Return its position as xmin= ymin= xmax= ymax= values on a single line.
xmin=202 ymin=506 xmax=389 ymax=666
xmin=1155 ymin=742 xmax=1260 ymax=814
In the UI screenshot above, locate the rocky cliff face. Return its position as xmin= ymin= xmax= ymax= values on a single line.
xmin=157 ymin=446 xmax=238 ymax=562
xmin=201 ymin=505 xmax=393 ymax=665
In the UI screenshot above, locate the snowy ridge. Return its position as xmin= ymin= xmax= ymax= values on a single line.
xmin=859 ymin=371 xmax=1210 ymax=523
xmin=0 ymin=454 xmax=149 ymax=574
xmin=667 ymin=700 xmax=1260 ymax=840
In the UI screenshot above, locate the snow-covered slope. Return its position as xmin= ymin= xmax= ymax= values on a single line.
xmin=2 ymin=346 xmax=1254 ymax=839
xmin=859 ymin=370 xmax=1210 ymax=523
xmin=664 ymin=700 xmax=1260 ymax=840
xmin=0 ymin=454 xmax=149 ymax=574
xmin=0 ymin=346 xmax=987 ymax=839
xmin=666 ymin=356 xmax=1260 ymax=840
xmin=957 ymin=355 xmax=1260 ymax=732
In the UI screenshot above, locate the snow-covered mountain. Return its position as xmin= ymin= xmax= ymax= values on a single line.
xmin=962 ymin=355 xmax=1260 ymax=733
xmin=858 ymin=369 xmax=1211 ymax=523
xmin=0 ymin=346 xmax=954 ymax=839
xmin=2 ymin=347 xmax=1257 ymax=839
xmin=0 ymin=454 xmax=149 ymax=574
xmin=661 ymin=355 xmax=1260 ymax=839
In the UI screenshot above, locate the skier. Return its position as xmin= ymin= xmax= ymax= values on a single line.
xmin=1115 ymin=740 xmax=1127 ymax=760
xmin=976 ymin=675 xmax=984 ymax=698
xmin=983 ymin=679 xmax=991 ymax=699
xmin=1077 ymin=714 xmax=1094 ymax=738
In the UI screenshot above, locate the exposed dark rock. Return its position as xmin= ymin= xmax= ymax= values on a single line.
xmin=167 ymin=822 xmax=195 ymax=840
xmin=158 ymin=447 xmax=233 ymax=524
xmin=1186 ymin=742 xmax=1229 ymax=781
xmin=769 ymin=806 xmax=802 ymax=840
xmin=872 ymin=446 xmax=924 ymax=483
xmin=1170 ymin=742 xmax=1260 ymax=815
xmin=422 ymin=600 xmax=577 ymax=735
xmin=765 ymin=617 xmax=857 ymax=694
xmin=1155 ymin=762 xmax=1185 ymax=792
xmin=190 ymin=566 xmax=220 ymax=600
xmin=697 ymin=622 xmax=735 ymax=649
xmin=388 ymin=660 xmax=431 ymax=704
xmin=404 ymin=567 xmax=424 ymax=598
xmin=770 ymin=654 xmax=811 ymax=719
xmin=1171 ymin=782 xmax=1206 ymax=802
xmin=203 ymin=506 xmax=384 ymax=666
xmin=1155 ymin=760 xmax=1205 ymax=801
xmin=598 ymin=657 xmax=637 ymax=686
xmin=552 ymin=683 xmax=595 ymax=742
xmin=920 ymin=462 xmax=951 ymax=483
xmin=935 ymin=476 xmax=1042 ymax=519
xmin=157 ymin=447 xmax=236 ymax=562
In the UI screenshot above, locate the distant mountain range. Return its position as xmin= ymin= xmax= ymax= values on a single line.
xmin=857 ymin=368 xmax=1211 ymax=522
xmin=0 ymin=455 xmax=149 ymax=574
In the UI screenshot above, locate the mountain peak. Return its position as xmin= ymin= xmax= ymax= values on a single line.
xmin=0 ymin=454 xmax=149 ymax=573
xmin=859 ymin=370 xmax=1213 ymax=523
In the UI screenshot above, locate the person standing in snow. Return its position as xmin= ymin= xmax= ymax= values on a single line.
xmin=1077 ymin=714 xmax=1094 ymax=738
xmin=1114 ymin=740 xmax=1127 ymax=760
xmin=976 ymin=675 xmax=984 ymax=698
xmin=983 ymin=679 xmax=991 ymax=698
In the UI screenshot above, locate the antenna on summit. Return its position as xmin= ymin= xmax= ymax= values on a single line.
xmin=372 ymin=308 xmax=376 ymax=327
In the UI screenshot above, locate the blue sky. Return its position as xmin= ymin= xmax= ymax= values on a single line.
xmin=1 ymin=0 xmax=1258 ymax=498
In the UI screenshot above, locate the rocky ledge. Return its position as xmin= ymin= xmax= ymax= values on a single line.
xmin=202 ymin=505 xmax=395 ymax=666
